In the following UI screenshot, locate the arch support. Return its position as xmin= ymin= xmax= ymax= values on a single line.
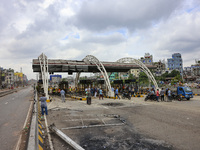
xmin=83 ymin=55 xmax=114 ymax=97
xmin=117 ymin=57 xmax=159 ymax=90
xmin=38 ymin=53 xmax=49 ymax=100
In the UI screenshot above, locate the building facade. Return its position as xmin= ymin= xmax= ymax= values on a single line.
xmin=0 ymin=68 xmax=28 ymax=88
xmin=140 ymin=53 xmax=153 ymax=65
xmin=184 ymin=59 xmax=200 ymax=82
xmin=153 ymin=60 xmax=166 ymax=76
xmin=167 ymin=53 xmax=183 ymax=74
xmin=129 ymin=69 xmax=140 ymax=78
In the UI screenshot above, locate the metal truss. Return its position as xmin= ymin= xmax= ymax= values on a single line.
xmin=38 ymin=53 xmax=49 ymax=100
xmin=83 ymin=55 xmax=114 ymax=97
xmin=117 ymin=57 xmax=159 ymax=90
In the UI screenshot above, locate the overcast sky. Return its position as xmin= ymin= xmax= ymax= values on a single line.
xmin=0 ymin=0 xmax=200 ymax=80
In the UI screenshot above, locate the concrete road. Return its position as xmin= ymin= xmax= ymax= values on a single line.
xmin=45 ymin=96 xmax=200 ymax=150
xmin=0 ymin=86 xmax=32 ymax=150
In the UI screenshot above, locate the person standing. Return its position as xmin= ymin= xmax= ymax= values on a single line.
xmin=131 ymin=86 xmax=134 ymax=97
xmin=115 ymin=88 xmax=120 ymax=99
xmin=69 ymin=86 xmax=72 ymax=95
xmin=156 ymin=89 xmax=159 ymax=102
xmin=160 ymin=88 xmax=165 ymax=101
xmin=40 ymin=93 xmax=48 ymax=115
xmin=168 ymin=88 xmax=171 ymax=102
xmin=111 ymin=87 xmax=114 ymax=94
xmin=165 ymin=88 xmax=169 ymax=101
xmin=94 ymin=87 xmax=97 ymax=97
xmin=60 ymin=89 xmax=65 ymax=102
xmin=99 ymin=88 xmax=103 ymax=100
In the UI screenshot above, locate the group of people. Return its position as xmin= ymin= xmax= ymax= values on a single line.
xmin=148 ymin=88 xmax=172 ymax=102
xmin=85 ymin=87 xmax=103 ymax=100
xmin=85 ymin=86 xmax=138 ymax=100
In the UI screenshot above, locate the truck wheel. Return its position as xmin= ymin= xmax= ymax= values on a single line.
xmin=186 ymin=98 xmax=190 ymax=100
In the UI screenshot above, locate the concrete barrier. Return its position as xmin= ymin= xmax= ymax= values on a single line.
xmin=27 ymin=90 xmax=44 ymax=150
xmin=0 ymin=89 xmax=17 ymax=97
xmin=27 ymin=90 xmax=39 ymax=150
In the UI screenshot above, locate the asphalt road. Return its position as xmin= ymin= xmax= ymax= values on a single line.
xmin=0 ymin=86 xmax=32 ymax=150
xmin=45 ymin=95 xmax=200 ymax=150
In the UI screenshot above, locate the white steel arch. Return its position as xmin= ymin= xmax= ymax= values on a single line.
xmin=38 ymin=53 xmax=49 ymax=100
xmin=117 ymin=57 xmax=159 ymax=90
xmin=83 ymin=55 xmax=114 ymax=97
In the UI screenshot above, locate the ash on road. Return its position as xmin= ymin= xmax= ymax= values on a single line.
xmin=44 ymin=96 xmax=200 ymax=150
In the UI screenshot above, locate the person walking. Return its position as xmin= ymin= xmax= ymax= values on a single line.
xmin=99 ymin=88 xmax=103 ymax=100
xmin=40 ymin=93 xmax=48 ymax=115
xmin=115 ymin=88 xmax=120 ymax=99
xmin=60 ymin=89 xmax=65 ymax=102
xmin=156 ymin=89 xmax=159 ymax=102
xmin=160 ymin=88 xmax=165 ymax=101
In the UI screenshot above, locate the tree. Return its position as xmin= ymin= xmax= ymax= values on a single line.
xmin=128 ymin=74 xmax=134 ymax=79
xmin=169 ymin=70 xmax=180 ymax=77
xmin=139 ymin=72 xmax=149 ymax=85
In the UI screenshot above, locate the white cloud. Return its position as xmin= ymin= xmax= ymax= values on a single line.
xmin=0 ymin=0 xmax=200 ymax=80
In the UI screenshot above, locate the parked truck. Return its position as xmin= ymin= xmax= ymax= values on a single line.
xmin=172 ymin=86 xmax=193 ymax=101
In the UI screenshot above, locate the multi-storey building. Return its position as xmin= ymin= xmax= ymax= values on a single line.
xmin=129 ymin=69 xmax=140 ymax=78
xmin=192 ymin=59 xmax=200 ymax=76
xmin=140 ymin=53 xmax=153 ymax=65
xmin=153 ymin=60 xmax=166 ymax=76
xmin=0 ymin=68 xmax=28 ymax=88
xmin=5 ymin=69 xmax=14 ymax=87
xmin=167 ymin=53 xmax=183 ymax=74
xmin=184 ymin=59 xmax=200 ymax=78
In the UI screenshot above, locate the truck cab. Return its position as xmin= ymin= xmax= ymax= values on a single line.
xmin=177 ymin=86 xmax=193 ymax=100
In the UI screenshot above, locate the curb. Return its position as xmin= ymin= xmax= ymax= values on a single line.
xmin=38 ymin=104 xmax=44 ymax=150
xmin=71 ymin=96 xmax=87 ymax=101
xmin=104 ymin=96 xmax=116 ymax=99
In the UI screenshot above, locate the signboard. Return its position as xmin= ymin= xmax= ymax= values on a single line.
xmin=50 ymin=75 xmax=62 ymax=83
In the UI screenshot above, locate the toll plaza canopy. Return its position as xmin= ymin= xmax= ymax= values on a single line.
xmin=32 ymin=59 xmax=156 ymax=73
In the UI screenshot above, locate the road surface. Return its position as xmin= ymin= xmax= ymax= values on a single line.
xmin=0 ymin=86 xmax=32 ymax=150
xmin=44 ymin=95 xmax=200 ymax=150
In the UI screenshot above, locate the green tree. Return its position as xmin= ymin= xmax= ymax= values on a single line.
xmin=128 ymin=74 xmax=134 ymax=79
xmin=139 ymin=72 xmax=149 ymax=85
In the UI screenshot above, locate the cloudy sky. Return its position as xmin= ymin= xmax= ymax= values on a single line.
xmin=0 ymin=0 xmax=200 ymax=80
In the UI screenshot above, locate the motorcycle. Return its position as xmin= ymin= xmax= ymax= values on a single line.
xmin=122 ymin=91 xmax=131 ymax=100
xmin=171 ymin=92 xmax=182 ymax=101
xmin=144 ymin=94 xmax=157 ymax=101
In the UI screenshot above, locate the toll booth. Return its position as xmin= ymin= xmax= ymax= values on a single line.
xmin=59 ymin=81 xmax=68 ymax=93
xmin=79 ymin=80 xmax=92 ymax=96
xmin=97 ymin=80 xmax=104 ymax=88
xmin=113 ymin=80 xmax=123 ymax=93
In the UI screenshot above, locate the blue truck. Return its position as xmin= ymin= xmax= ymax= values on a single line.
xmin=175 ymin=86 xmax=193 ymax=100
